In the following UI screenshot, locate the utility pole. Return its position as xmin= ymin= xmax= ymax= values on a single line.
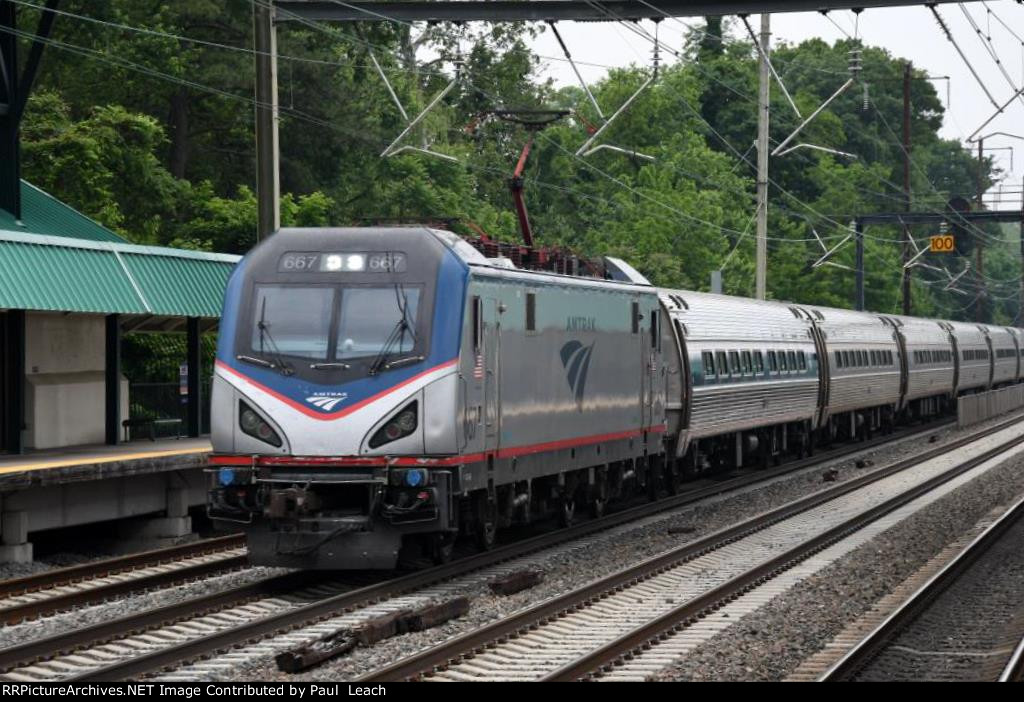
xmin=755 ymin=13 xmax=771 ymax=300
xmin=0 ymin=2 xmax=21 ymax=219
xmin=975 ymin=138 xmax=986 ymax=322
xmin=901 ymin=62 xmax=912 ymax=316
xmin=254 ymin=2 xmax=280 ymax=242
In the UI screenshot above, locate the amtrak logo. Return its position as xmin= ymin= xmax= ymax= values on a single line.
xmin=560 ymin=341 xmax=594 ymax=411
xmin=305 ymin=394 xmax=348 ymax=411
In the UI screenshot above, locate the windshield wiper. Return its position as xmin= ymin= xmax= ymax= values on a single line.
xmin=237 ymin=355 xmax=276 ymax=370
xmin=369 ymin=284 xmax=418 ymax=375
xmin=256 ymin=298 xmax=294 ymax=376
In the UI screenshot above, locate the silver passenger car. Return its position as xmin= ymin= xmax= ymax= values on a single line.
xmin=805 ymin=306 xmax=901 ymax=431
xmin=985 ymin=324 xmax=1020 ymax=387
xmin=889 ymin=315 xmax=955 ymax=414
xmin=660 ymin=290 xmax=819 ymax=459
xmin=946 ymin=321 xmax=991 ymax=393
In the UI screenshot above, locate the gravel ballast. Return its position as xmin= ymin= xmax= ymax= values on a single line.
xmin=3 ymin=413 xmax=1019 ymax=681
xmin=852 ymin=505 xmax=1024 ymax=682
xmin=194 ymin=415 xmax=1022 ymax=682
xmin=655 ymin=449 xmax=1024 ymax=681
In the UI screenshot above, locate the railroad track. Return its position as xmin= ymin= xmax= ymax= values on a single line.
xmin=0 ymin=417 xmax=980 ymax=682
xmin=357 ymin=416 xmax=1024 ymax=682
xmin=0 ymin=535 xmax=247 ymax=625
xmin=1000 ymin=633 xmax=1024 ymax=682
xmin=819 ymin=495 xmax=1024 ymax=682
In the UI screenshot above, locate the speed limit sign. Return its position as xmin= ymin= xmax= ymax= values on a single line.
xmin=930 ymin=235 xmax=955 ymax=253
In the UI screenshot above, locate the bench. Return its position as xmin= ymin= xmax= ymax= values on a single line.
xmin=122 ymin=417 xmax=184 ymax=442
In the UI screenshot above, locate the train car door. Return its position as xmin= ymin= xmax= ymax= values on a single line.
xmin=645 ymin=302 xmax=659 ymax=431
xmin=483 ymin=298 xmax=501 ymax=451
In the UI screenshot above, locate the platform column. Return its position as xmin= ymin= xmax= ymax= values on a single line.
xmin=105 ymin=314 xmax=120 ymax=445
xmin=0 ymin=506 xmax=32 ymax=563
xmin=113 ymin=485 xmax=193 ymax=552
xmin=3 ymin=309 xmax=25 ymax=454
xmin=186 ymin=317 xmax=202 ymax=437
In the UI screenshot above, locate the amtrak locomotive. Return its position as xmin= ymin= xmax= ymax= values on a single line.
xmin=208 ymin=227 xmax=1023 ymax=569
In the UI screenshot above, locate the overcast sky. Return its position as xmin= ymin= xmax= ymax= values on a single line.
xmin=529 ymin=1 xmax=1024 ymax=204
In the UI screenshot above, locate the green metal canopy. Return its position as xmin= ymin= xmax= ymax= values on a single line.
xmin=0 ymin=181 xmax=240 ymax=321
xmin=0 ymin=181 xmax=127 ymax=244
xmin=0 ymin=230 xmax=239 ymax=318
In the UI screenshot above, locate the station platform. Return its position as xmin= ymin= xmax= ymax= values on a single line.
xmin=0 ymin=439 xmax=213 ymax=563
xmin=0 ymin=438 xmax=211 ymax=488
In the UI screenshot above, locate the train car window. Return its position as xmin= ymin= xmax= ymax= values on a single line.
xmin=835 ymin=350 xmax=843 ymax=368
xmin=741 ymin=351 xmax=752 ymax=374
xmin=870 ymin=350 xmax=877 ymax=366
xmin=779 ymin=351 xmax=789 ymax=371
xmin=650 ymin=309 xmax=659 ymax=350
xmin=768 ymin=350 xmax=778 ymax=372
xmin=716 ymin=351 xmax=728 ymax=376
xmin=788 ymin=350 xmax=798 ymax=371
xmin=473 ymin=296 xmax=483 ymax=350
xmin=526 ymin=293 xmax=536 ymax=332
xmin=889 ymin=350 xmax=894 ymax=365
xmin=632 ymin=301 xmax=640 ymax=334
xmin=841 ymin=350 xmax=849 ymax=367
xmin=702 ymin=351 xmax=715 ymax=377
xmin=754 ymin=351 xmax=764 ymax=373
xmin=798 ymin=351 xmax=807 ymax=370
xmin=729 ymin=351 xmax=741 ymax=375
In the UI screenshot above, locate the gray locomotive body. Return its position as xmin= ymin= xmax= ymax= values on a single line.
xmin=208 ymin=227 xmax=1024 ymax=570
xmin=209 ymin=227 xmax=663 ymax=568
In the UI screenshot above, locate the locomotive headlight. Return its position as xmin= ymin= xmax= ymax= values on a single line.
xmin=346 ymin=254 xmax=366 ymax=271
xmin=368 ymin=401 xmax=419 ymax=449
xmin=324 ymin=254 xmax=344 ymax=271
xmin=239 ymin=401 xmax=283 ymax=448
xmin=404 ymin=469 xmax=427 ymax=487
xmin=396 ymin=410 xmax=416 ymax=432
xmin=240 ymin=408 xmax=261 ymax=433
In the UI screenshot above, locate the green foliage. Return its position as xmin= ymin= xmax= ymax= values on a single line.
xmin=15 ymin=4 xmax=1016 ymax=326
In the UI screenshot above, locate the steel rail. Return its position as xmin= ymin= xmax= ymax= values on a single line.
xmin=999 ymin=632 xmax=1024 ymax=682
xmin=0 ymin=534 xmax=244 ymax=598
xmin=360 ymin=417 xmax=1024 ymax=682
xmin=0 ymin=552 xmax=249 ymax=625
xmin=0 ymin=570 xmax=323 ymax=674
xmin=0 ymin=417 xmax=963 ymax=681
xmin=820 ymin=495 xmax=1024 ymax=682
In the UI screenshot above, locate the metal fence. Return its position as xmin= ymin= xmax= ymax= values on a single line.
xmin=957 ymin=385 xmax=1024 ymax=428
xmin=127 ymin=379 xmax=213 ymax=440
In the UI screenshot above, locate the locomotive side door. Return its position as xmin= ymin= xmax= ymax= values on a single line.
xmin=483 ymin=297 xmax=501 ymax=451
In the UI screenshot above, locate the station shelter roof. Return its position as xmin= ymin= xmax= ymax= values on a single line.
xmin=0 ymin=181 xmax=240 ymax=325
